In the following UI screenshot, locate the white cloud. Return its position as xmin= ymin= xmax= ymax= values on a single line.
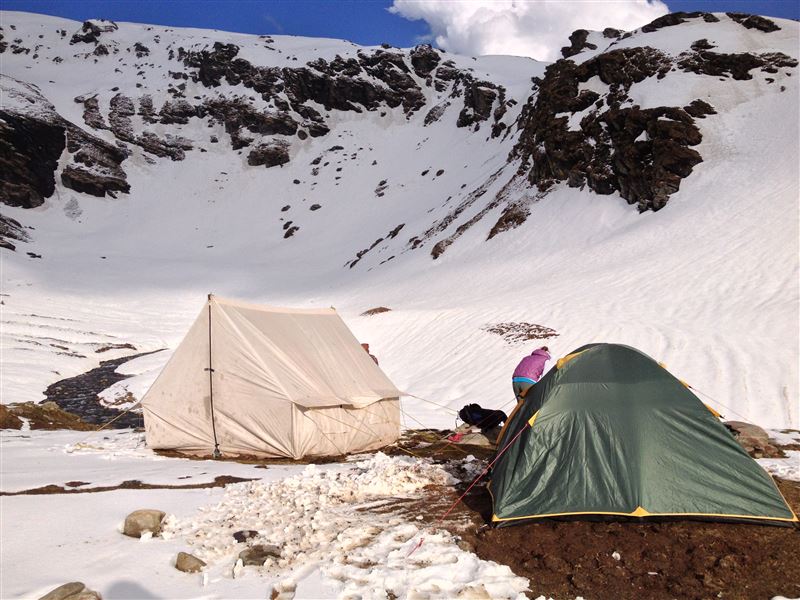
xmin=389 ymin=0 xmax=670 ymax=62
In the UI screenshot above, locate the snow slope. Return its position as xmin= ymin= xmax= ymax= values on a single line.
xmin=0 ymin=11 xmax=798 ymax=429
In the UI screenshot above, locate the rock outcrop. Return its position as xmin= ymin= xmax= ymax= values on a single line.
xmin=1 ymin=76 xmax=130 ymax=207
xmin=0 ymin=110 xmax=66 ymax=208
xmin=509 ymin=42 xmax=796 ymax=213
xmin=248 ymin=139 xmax=290 ymax=168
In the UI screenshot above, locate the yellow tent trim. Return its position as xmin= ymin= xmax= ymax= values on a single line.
xmin=704 ymin=403 xmax=722 ymax=418
xmin=527 ymin=410 xmax=540 ymax=427
xmin=496 ymin=400 xmax=523 ymax=443
xmin=556 ymin=350 xmax=586 ymax=370
xmin=491 ymin=509 xmax=798 ymax=523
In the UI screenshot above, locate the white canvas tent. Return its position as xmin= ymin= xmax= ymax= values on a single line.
xmin=142 ymin=295 xmax=402 ymax=459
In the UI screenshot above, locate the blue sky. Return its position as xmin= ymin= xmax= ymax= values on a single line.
xmin=2 ymin=0 xmax=797 ymax=49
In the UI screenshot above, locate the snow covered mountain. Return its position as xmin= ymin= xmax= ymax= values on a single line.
xmin=1 ymin=10 xmax=798 ymax=428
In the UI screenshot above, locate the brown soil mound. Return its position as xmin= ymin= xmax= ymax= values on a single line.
xmin=1 ymin=401 xmax=94 ymax=431
xmin=446 ymin=478 xmax=800 ymax=600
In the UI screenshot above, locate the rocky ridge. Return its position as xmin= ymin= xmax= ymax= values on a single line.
xmin=0 ymin=11 xmax=796 ymax=263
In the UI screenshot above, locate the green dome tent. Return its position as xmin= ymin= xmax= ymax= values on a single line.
xmin=489 ymin=344 xmax=797 ymax=526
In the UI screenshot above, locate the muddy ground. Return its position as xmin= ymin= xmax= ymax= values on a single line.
xmin=382 ymin=431 xmax=800 ymax=600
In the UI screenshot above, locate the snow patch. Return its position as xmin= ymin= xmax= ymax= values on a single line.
xmin=163 ymin=453 xmax=529 ymax=598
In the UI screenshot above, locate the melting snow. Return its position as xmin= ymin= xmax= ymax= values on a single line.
xmin=162 ymin=453 xmax=529 ymax=599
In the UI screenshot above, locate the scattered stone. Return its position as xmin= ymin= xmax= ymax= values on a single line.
xmin=233 ymin=529 xmax=259 ymax=543
xmin=309 ymin=203 xmax=321 ymax=211
xmin=38 ymin=581 xmax=101 ymax=600
xmin=175 ymin=551 xmax=206 ymax=573
xmin=122 ymin=509 xmax=166 ymax=538
xmin=238 ymin=544 xmax=281 ymax=566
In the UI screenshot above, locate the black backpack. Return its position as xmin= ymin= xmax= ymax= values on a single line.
xmin=458 ymin=403 xmax=507 ymax=430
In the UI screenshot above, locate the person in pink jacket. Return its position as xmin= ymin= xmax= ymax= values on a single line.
xmin=512 ymin=346 xmax=551 ymax=401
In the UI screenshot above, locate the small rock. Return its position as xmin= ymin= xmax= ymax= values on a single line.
xmin=456 ymin=585 xmax=491 ymax=599
xmin=233 ymin=529 xmax=258 ymax=543
xmin=39 ymin=582 xmax=101 ymax=600
xmin=122 ymin=509 xmax=165 ymax=538
xmin=175 ymin=551 xmax=206 ymax=573
xmin=239 ymin=544 xmax=281 ymax=566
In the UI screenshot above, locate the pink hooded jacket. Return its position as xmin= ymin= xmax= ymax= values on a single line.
xmin=512 ymin=348 xmax=551 ymax=382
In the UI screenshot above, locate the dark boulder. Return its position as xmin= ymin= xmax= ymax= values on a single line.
xmin=561 ymin=30 xmax=597 ymax=59
xmin=247 ymin=139 xmax=290 ymax=167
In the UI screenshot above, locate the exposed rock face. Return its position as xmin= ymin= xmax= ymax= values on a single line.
xmin=132 ymin=41 xmax=150 ymax=57
xmin=0 ymin=111 xmax=65 ymax=208
xmin=561 ymin=30 xmax=597 ymax=58
xmin=202 ymin=98 xmax=297 ymax=136
xmin=0 ymin=214 xmax=29 ymax=251
xmin=455 ymin=76 xmax=507 ymax=135
xmin=727 ymin=12 xmax=780 ymax=33
xmin=1 ymin=77 xmax=130 ymax=205
xmin=70 ymin=20 xmax=118 ymax=45
xmin=62 ymin=127 xmax=130 ymax=197
xmin=678 ymin=49 xmax=797 ymax=80
xmin=248 ymin=139 xmax=290 ymax=167
xmin=410 ymin=44 xmax=441 ymax=77
xmin=510 ymin=42 xmax=797 ymax=213
xmin=641 ymin=12 xmax=719 ymax=33
xmin=123 ymin=509 xmax=166 ymax=537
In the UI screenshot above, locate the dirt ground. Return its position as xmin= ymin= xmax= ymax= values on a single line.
xmin=425 ymin=474 xmax=798 ymax=600
xmin=387 ymin=431 xmax=800 ymax=600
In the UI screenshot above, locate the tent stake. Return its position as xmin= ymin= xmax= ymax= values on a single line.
xmin=207 ymin=293 xmax=221 ymax=458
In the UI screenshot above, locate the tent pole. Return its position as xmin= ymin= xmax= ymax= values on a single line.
xmin=207 ymin=293 xmax=221 ymax=458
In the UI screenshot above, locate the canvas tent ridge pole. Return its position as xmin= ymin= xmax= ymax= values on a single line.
xmin=206 ymin=293 xmax=221 ymax=458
